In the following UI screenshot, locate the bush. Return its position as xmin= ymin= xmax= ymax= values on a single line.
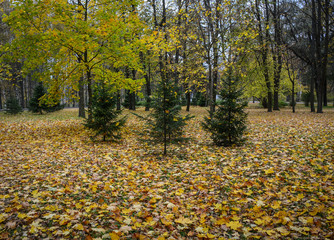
xmin=301 ymin=91 xmax=311 ymax=107
xmin=278 ymin=100 xmax=288 ymax=108
xmin=136 ymin=100 xmax=146 ymax=107
xmin=5 ymin=95 xmax=23 ymax=114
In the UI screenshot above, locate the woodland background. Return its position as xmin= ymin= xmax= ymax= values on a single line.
xmin=0 ymin=0 xmax=333 ymax=114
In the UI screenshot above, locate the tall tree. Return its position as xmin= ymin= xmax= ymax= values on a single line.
xmin=4 ymin=0 xmax=145 ymax=117
xmin=254 ymin=0 xmax=273 ymax=112
xmin=272 ymin=0 xmax=283 ymax=110
xmin=282 ymin=0 xmax=333 ymax=113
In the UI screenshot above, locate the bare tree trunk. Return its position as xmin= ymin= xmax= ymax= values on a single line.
xmin=256 ymin=0 xmax=272 ymax=112
xmin=78 ymin=75 xmax=85 ymax=118
xmin=273 ymin=0 xmax=282 ymax=111
xmin=145 ymin=62 xmax=151 ymax=111
xmin=140 ymin=52 xmax=151 ymax=111
xmin=131 ymin=69 xmax=136 ymax=111
xmin=315 ymin=0 xmax=323 ymax=113
xmin=0 ymin=86 xmax=2 ymax=109
xmin=116 ymin=91 xmax=121 ymax=111
xmin=186 ymin=90 xmax=191 ymax=111
xmin=323 ymin=0 xmax=329 ymax=107
xmin=20 ymin=77 xmax=25 ymax=108
xmin=86 ymin=68 xmax=92 ymax=120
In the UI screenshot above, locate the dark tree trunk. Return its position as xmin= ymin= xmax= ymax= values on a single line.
xmin=116 ymin=91 xmax=121 ymax=111
xmin=140 ymin=52 xmax=151 ymax=111
xmin=310 ymin=69 xmax=316 ymax=112
xmin=316 ymin=0 xmax=322 ymax=113
xmin=323 ymin=0 xmax=329 ymax=107
xmin=78 ymin=75 xmax=85 ymax=118
xmin=256 ymin=0 xmax=272 ymax=112
xmin=272 ymin=0 xmax=282 ymax=111
xmin=286 ymin=53 xmax=296 ymax=113
xmin=145 ymin=62 xmax=151 ymax=111
xmin=19 ymin=78 xmax=25 ymax=108
xmin=0 ymin=86 xmax=2 ymax=109
xmin=292 ymin=81 xmax=295 ymax=113
xmin=186 ymin=91 xmax=191 ymax=112
xmin=204 ymin=0 xmax=217 ymax=113
xmin=87 ymin=69 xmax=92 ymax=120
xmin=160 ymin=0 xmax=167 ymax=155
xmin=131 ymin=69 xmax=136 ymax=111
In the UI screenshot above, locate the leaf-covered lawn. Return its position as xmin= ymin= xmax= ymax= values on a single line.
xmin=0 ymin=108 xmax=333 ymax=239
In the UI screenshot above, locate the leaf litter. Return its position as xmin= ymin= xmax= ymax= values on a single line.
xmin=0 ymin=108 xmax=333 ymax=239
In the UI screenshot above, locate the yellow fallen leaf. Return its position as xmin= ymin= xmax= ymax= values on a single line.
xmin=175 ymin=216 xmax=193 ymax=225
xmin=226 ymin=221 xmax=242 ymax=230
xmin=161 ymin=218 xmax=172 ymax=226
xmin=254 ymin=218 xmax=265 ymax=226
xmin=207 ymin=233 xmax=216 ymax=238
xmin=271 ymin=201 xmax=281 ymax=209
xmin=74 ymin=223 xmax=84 ymax=231
xmin=276 ymin=226 xmax=290 ymax=236
xmin=265 ymin=168 xmax=275 ymax=174
xmin=215 ymin=218 xmax=228 ymax=225
xmin=109 ymin=232 xmax=120 ymax=240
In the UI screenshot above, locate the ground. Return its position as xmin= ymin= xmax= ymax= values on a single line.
xmin=0 ymin=107 xmax=333 ymax=239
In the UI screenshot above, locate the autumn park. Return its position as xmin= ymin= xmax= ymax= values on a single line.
xmin=0 ymin=0 xmax=333 ymax=239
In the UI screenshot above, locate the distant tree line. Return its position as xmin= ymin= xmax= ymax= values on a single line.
xmin=0 ymin=0 xmax=333 ymax=115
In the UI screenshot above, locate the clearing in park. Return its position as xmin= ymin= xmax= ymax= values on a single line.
xmin=0 ymin=107 xmax=333 ymax=239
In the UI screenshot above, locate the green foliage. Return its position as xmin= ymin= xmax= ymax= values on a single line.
xmin=85 ymin=83 xmax=126 ymax=142
xmin=191 ymin=92 xmax=206 ymax=107
xmin=136 ymin=100 xmax=147 ymax=107
xmin=289 ymin=99 xmax=296 ymax=107
xmin=28 ymin=82 xmax=64 ymax=114
xmin=29 ymin=83 xmax=47 ymax=114
xmin=46 ymin=103 xmax=65 ymax=113
xmin=3 ymin=0 xmax=146 ymax=109
xmin=134 ymin=77 xmax=193 ymax=154
xmin=202 ymin=76 xmax=247 ymax=147
xmin=5 ymin=95 xmax=23 ymax=115
xmin=279 ymin=100 xmax=289 ymax=108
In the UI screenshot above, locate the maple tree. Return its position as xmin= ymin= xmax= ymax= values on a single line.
xmin=3 ymin=0 xmax=146 ymax=118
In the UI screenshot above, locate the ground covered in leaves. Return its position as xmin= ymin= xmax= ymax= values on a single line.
xmin=0 ymin=107 xmax=333 ymax=239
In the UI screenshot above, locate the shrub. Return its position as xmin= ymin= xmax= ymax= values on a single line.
xmin=5 ymin=95 xmax=23 ymax=115
xmin=202 ymin=76 xmax=247 ymax=146
xmin=85 ymin=83 xmax=126 ymax=141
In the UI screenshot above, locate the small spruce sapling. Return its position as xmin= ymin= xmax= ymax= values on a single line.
xmin=202 ymin=76 xmax=247 ymax=146
xmin=5 ymin=95 xmax=23 ymax=114
xmin=29 ymin=82 xmax=48 ymax=114
xmin=85 ymin=82 xmax=126 ymax=141
xmin=134 ymin=76 xmax=193 ymax=154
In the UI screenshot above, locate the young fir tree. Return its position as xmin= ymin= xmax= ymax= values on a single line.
xmin=29 ymin=82 xmax=47 ymax=114
xmin=85 ymin=82 xmax=126 ymax=141
xmin=135 ymin=75 xmax=193 ymax=155
xmin=202 ymin=75 xmax=247 ymax=146
xmin=5 ymin=95 xmax=23 ymax=114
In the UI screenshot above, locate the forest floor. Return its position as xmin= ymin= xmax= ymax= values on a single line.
xmin=0 ymin=107 xmax=333 ymax=239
